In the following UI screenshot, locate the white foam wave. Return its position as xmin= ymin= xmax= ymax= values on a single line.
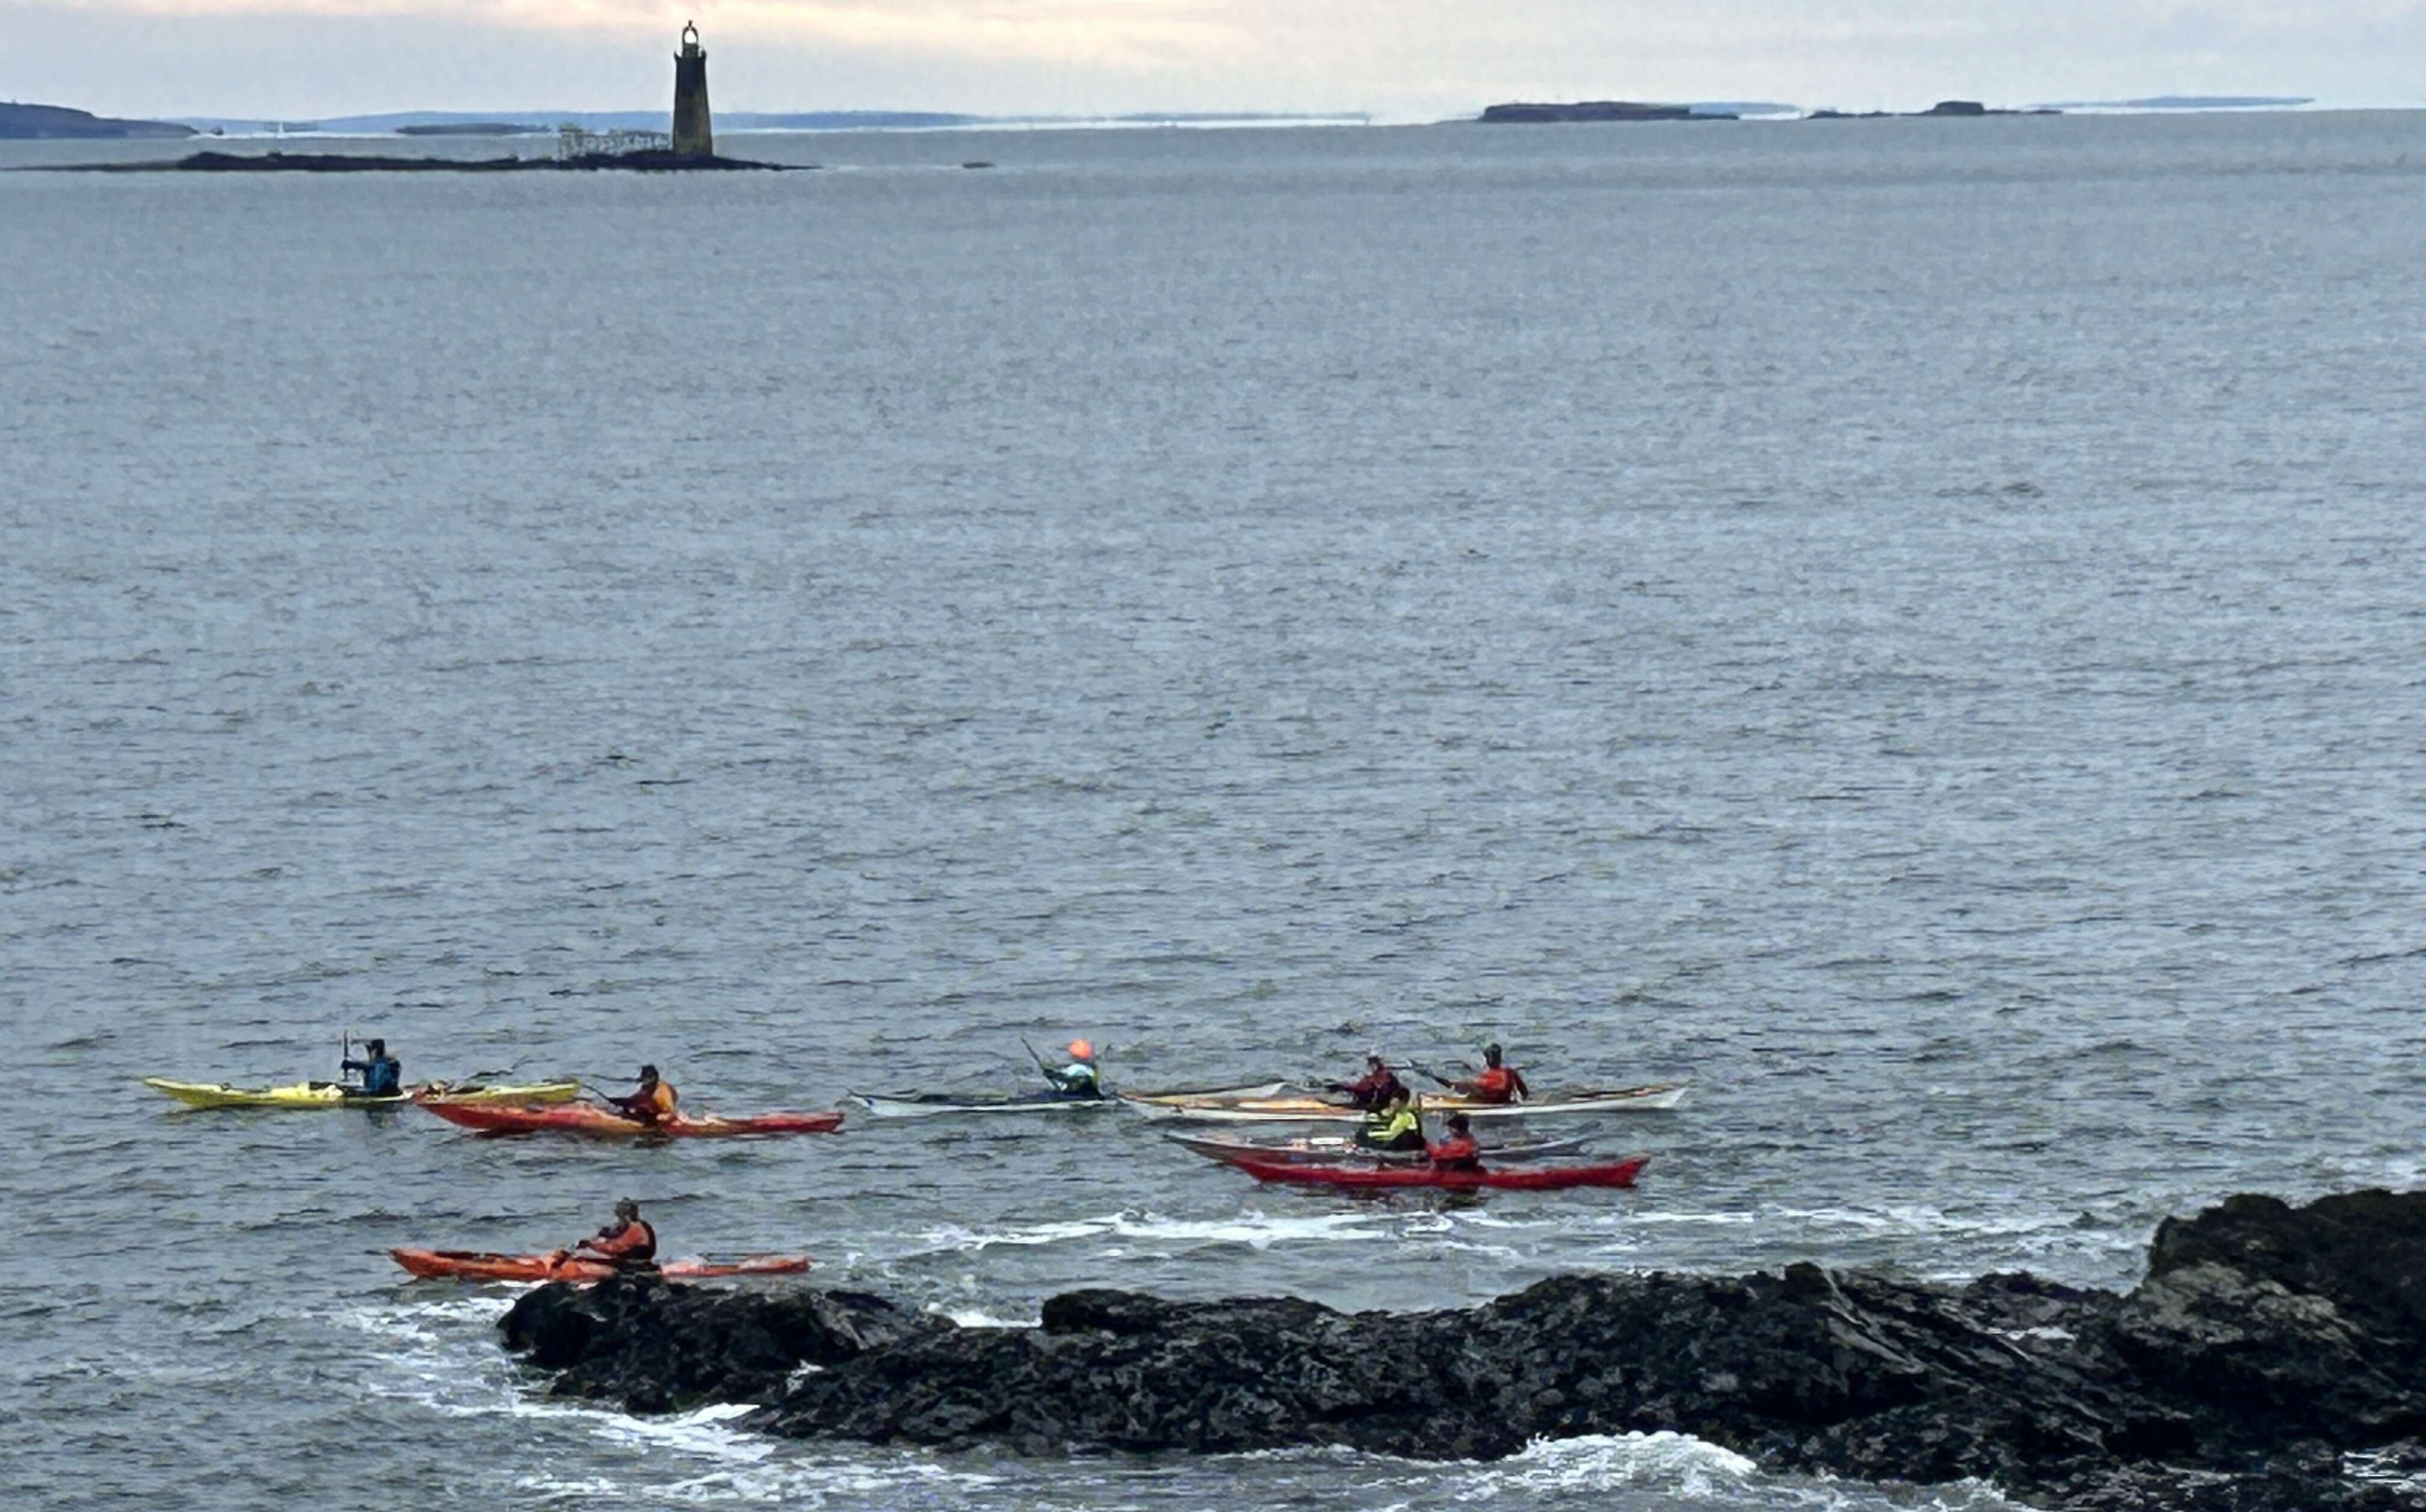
xmin=932 ymin=1306 xmax=1041 ymax=1328
xmin=900 ymin=1206 xmax=1400 ymax=1257
xmin=513 ymin=1437 xmax=1006 ymax=1505
xmin=1481 ymin=1430 xmax=1758 ymax=1494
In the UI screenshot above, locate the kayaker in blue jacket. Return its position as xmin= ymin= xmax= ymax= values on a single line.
xmin=1043 ymin=1040 xmax=1103 ymax=1099
xmin=341 ymin=1038 xmax=401 ymax=1097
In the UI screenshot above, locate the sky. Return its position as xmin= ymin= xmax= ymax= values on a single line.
xmin=4 ymin=1 xmax=2424 ymax=122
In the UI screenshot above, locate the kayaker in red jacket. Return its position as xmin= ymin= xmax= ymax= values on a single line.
xmin=569 ymin=1199 xmax=658 ymax=1270
xmin=1325 ymin=1054 xmax=1407 ymax=1109
xmin=608 ymin=1065 xmax=679 ymax=1125
xmin=1449 ymin=1043 xmax=1529 ymax=1104
xmin=1427 ymin=1113 xmax=1483 ymax=1171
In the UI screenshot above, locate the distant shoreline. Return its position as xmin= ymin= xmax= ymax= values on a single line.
xmin=2 ymin=94 xmax=2362 ymax=144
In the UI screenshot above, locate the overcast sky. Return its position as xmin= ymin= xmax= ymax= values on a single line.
xmin=6 ymin=1 xmax=2424 ymax=120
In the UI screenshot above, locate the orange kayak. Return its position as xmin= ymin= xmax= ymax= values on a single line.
xmin=417 ymin=1100 xmax=844 ymax=1137
xmin=389 ymin=1247 xmax=812 ymax=1282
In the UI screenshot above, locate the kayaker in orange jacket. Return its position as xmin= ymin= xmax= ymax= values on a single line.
xmin=1449 ymin=1043 xmax=1529 ymax=1104
xmin=608 ymin=1065 xmax=679 ymax=1125
xmin=1426 ymin=1112 xmax=1483 ymax=1171
xmin=568 ymin=1198 xmax=657 ymax=1271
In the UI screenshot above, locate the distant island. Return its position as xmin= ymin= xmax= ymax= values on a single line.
xmin=0 ymin=100 xmax=193 ymax=138
xmin=1481 ymin=101 xmax=1726 ymax=123
xmin=395 ymin=122 xmax=549 ymax=137
xmin=2033 ymin=95 xmax=2313 ymax=111
xmin=1477 ymin=98 xmax=2064 ymax=123
xmin=1807 ymin=99 xmax=2059 ymax=119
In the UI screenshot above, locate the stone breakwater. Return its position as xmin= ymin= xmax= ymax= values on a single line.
xmin=499 ymin=1191 xmax=2426 ymax=1510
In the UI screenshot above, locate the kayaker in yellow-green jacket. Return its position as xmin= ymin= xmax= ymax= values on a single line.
xmin=1357 ymin=1087 xmax=1425 ymax=1152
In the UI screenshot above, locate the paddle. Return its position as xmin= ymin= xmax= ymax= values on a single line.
xmin=1410 ymin=1061 xmax=1463 ymax=1090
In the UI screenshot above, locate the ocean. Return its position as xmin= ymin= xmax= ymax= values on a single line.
xmin=5 ymin=110 xmax=2426 ymax=1510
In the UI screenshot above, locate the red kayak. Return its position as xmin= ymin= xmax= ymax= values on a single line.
xmin=418 ymin=1100 xmax=844 ymax=1137
xmin=1230 ymin=1155 xmax=1649 ymax=1191
xmin=389 ymin=1247 xmax=811 ymax=1282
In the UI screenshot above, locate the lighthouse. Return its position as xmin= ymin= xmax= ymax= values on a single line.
xmin=672 ymin=21 xmax=713 ymax=158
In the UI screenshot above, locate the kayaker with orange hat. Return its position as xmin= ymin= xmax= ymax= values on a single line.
xmin=1042 ymin=1039 xmax=1103 ymax=1099
xmin=607 ymin=1064 xmax=679 ymax=1125
xmin=565 ymin=1197 xmax=657 ymax=1273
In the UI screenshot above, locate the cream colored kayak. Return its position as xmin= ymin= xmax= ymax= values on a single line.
xmin=1124 ymin=1083 xmax=1690 ymax=1123
xmin=143 ymin=1077 xmax=582 ymax=1110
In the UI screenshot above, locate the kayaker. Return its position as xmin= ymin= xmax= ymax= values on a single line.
xmin=1357 ymin=1087 xmax=1425 ymax=1152
xmin=1426 ymin=1112 xmax=1483 ymax=1171
xmin=1324 ymin=1054 xmax=1407 ymax=1109
xmin=1449 ymin=1043 xmax=1529 ymax=1105
xmin=568 ymin=1198 xmax=658 ymax=1272
xmin=340 ymin=1038 xmax=402 ymax=1097
xmin=1042 ymin=1040 xmax=1103 ymax=1099
xmin=608 ymin=1065 xmax=679 ymax=1125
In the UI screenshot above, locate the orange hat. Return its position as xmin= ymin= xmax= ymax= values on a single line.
xmin=1067 ymin=1039 xmax=1094 ymax=1060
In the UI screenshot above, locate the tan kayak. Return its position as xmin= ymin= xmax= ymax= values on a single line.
xmin=1122 ymin=1083 xmax=1690 ymax=1123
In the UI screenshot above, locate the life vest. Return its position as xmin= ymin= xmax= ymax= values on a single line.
xmin=1469 ymin=1066 xmax=1520 ymax=1103
xmin=594 ymin=1218 xmax=657 ymax=1264
xmin=1427 ymin=1134 xmax=1482 ymax=1170
xmin=1054 ymin=1061 xmax=1101 ymax=1096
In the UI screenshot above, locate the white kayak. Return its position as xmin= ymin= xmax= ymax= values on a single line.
xmin=1125 ymin=1083 xmax=1690 ymax=1123
xmin=1165 ymin=1130 xmax=1596 ymax=1166
xmin=845 ymin=1081 xmax=1289 ymax=1120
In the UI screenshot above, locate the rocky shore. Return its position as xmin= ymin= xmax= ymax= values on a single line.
xmin=498 ymin=1191 xmax=2426 ymax=1509
xmin=40 ymin=150 xmax=799 ymax=173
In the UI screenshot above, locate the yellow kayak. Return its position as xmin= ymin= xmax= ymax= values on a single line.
xmin=141 ymin=1077 xmax=582 ymax=1110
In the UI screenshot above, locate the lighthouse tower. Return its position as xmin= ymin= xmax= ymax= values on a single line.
xmin=672 ymin=21 xmax=714 ymax=158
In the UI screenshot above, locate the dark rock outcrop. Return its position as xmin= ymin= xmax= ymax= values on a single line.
xmin=497 ymin=1191 xmax=2426 ymax=1510
xmin=499 ymin=1274 xmax=943 ymax=1413
xmin=34 ymin=150 xmax=801 ymax=174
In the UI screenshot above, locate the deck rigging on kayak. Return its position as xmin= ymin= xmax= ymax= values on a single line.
xmin=1119 ymin=1082 xmax=1688 ymax=1122
xmin=418 ymin=1099 xmax=845 ymax=1137
xmin=394 ymin=1197 xmax=810 ymax=1283
xmin=143 ymin=1076 xmax=582 ymax=1109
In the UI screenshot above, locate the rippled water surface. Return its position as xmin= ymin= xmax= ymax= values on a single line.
xmin=7 ymin=111 xmax=2426 ymax=1510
